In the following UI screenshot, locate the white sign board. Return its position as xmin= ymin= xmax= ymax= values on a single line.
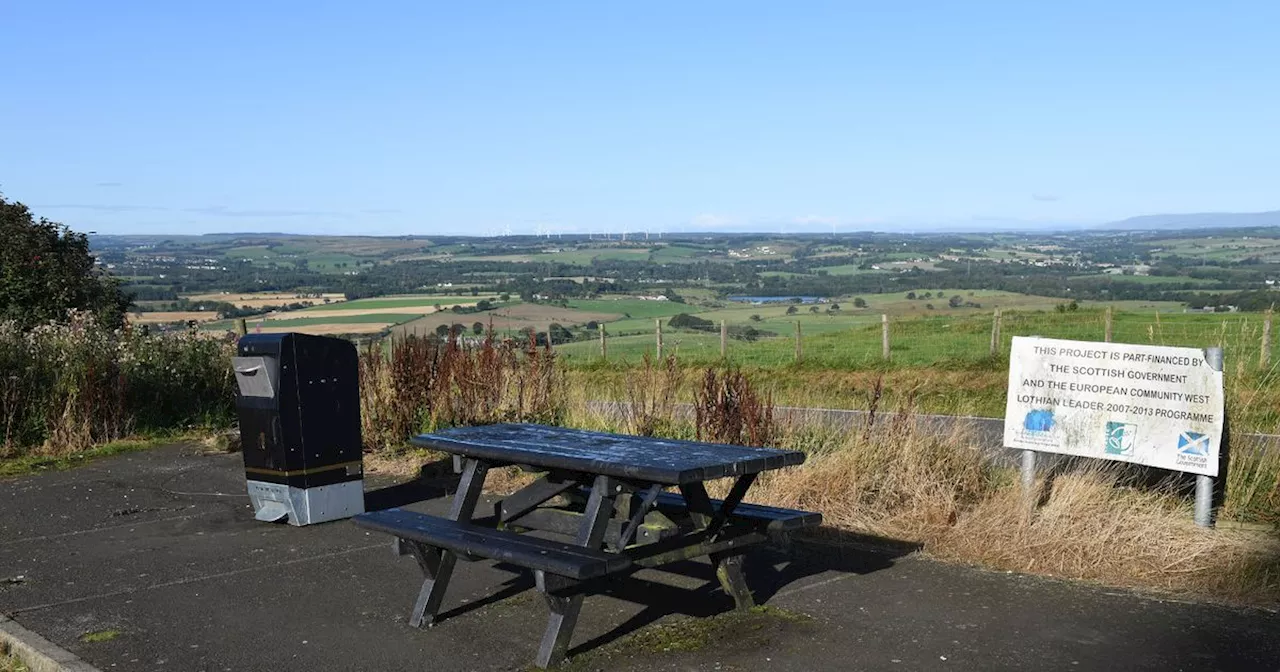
xmin=1003 ymin=337 xmax=1224 ymax=476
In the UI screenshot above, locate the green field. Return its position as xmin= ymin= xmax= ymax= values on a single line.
xmin=224 ymin=245 xmax=278 ymax=260
xmin=650 ymin=245 xmax=702 ymax=262
xmin=555 ymin=308 xmax=1274 ymax=375
xmin=565 ymin=299 xmax=691 ymax=319
xmin=813 ymin=264 xmax=886 ymax=275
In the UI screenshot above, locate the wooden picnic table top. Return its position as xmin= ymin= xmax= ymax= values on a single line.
xmin=411 ymin=423 xmax=805 ymax=485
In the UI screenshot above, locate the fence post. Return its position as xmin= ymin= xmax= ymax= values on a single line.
xmin=881 ymin=314 xmax=890 ymax=361
xmin=1104 ymin=306 xmax=1113 ymax=342
xmin=990 ymin=308 xmax=1002 ymax=356
xmin=1195 ymin=346 xmax=1224 ymax=528
xmin=794 ymin=321 xmax=802 ymax=363
xmin=600 ymin=325 xmax=607 ymax=360
xmin=720 ymin=320 xmax=727 ymax=359
xmin=235 ymin=318 xmax=248 ymax=337
xmin=1262 ymin=308 xmax=1272 ymax=369
xmin=655 ymin=319 xmax=663 ymax=359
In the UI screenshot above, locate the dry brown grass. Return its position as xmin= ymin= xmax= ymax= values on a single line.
xmin=254 ymin=323 xmax=392 ymax=335
xmin=364 ymin=351 xmax=1280 ymax=605
xmin=128 ymin=311 xmax=219 ymax=324
xmin=185 ymin=292 xmax=346 ymax=309
xmin=359 ymin=331 xmax=561 ymax=451
xmin=930 ymin=469 xmax=1280 ymax=603
xmin=620 ymin=354 xmax=683 ymax=437
xmin=745 ymin=416 xmax=1280 ymax=605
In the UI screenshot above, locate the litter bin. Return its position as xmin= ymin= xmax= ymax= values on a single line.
xmin=232 ymin=332 xmax=365 ymax=525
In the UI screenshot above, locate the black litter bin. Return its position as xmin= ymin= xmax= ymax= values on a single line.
xmin=232 ymin=332 xmax=364 ymax=525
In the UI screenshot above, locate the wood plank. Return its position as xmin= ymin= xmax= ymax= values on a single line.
xmin=412 ymin=423 xmax=806 ymax=485
xmin=354 ymin=509 xmax=631 ymax=580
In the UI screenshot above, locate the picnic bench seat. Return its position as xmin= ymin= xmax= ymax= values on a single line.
xmin=651 ymin=491 xmax=822 ymax=532
xmin=355 ymin=509 xmax=631 ymax=580
xmin=567 ymin=486 xmax=822 ymax=534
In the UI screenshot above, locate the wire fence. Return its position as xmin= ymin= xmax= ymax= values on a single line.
xmin=556 ymin=308 xmax=1275 ymax=374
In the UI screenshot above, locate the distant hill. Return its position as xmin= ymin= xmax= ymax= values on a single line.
xmin=1098 ymin=211 xmax=1280 ymax=231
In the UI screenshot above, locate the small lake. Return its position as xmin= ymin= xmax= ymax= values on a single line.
xmin=728 ymin=295 xmax=825 ymax=304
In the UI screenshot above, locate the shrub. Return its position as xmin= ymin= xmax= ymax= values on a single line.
xmin=0 ymin=312 xmax=235 ymax=456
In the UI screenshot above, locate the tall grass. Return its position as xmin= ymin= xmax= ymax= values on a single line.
xmin=0 ymin=312 xmax=235 ymax=457
xmin=556 ymin=366 xmax=1280 ymax=604
xmin=358 ymin=331 xmax=561 ymax=451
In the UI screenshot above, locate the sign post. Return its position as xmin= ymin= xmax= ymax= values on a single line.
xmin=1003 ymin=337 xmax=1225 ymax=527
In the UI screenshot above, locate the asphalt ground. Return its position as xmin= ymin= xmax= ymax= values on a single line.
xmin=2 ymin=443 xmax=1278 ymax=671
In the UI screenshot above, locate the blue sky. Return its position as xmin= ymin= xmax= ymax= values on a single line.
xmin=2 ymin=2 xmax=1278 ymax=235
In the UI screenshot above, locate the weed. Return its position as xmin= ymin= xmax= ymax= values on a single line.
xmin=79 ymin=629 xmax=122 ymax=643
xmin=693 ymin=368 xmax=775 ymax=447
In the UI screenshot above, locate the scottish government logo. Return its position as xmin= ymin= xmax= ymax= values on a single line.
xmin=1104 ymin=422 xmax=1137 ymax=456
xmin=1177 ymin=431 xmax=1210 ymax=456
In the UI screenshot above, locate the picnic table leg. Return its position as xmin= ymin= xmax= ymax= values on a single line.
xmin=409 ymin=457 xmax=489 ymax=628
xmin=710 ymin=551 xmax=755 ymax=610
xmin=679 ymin=478 xmax=759 ymax=610
xmin=536 ymin=474 xmax=615 ymax=668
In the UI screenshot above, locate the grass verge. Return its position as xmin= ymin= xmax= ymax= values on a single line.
xmin=0 ymin=430 xmax=220 ymax=479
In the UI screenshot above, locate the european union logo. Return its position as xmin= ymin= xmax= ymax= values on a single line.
xmin=1178 ymin=432 xmax=1210 ymax=456
xmin=1023 ymin=409 xmax=1055 ymax=432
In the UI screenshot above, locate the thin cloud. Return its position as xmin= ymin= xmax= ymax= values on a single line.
xmin=95 ymin=181 xmax=124 ymax=188
xmin=1032 ymin=193 xmax=1061 ymax=202
xmin=184 ymin=206 xmax=349 ymax=218
xmin=361 ymin=208 xmax=402 ymax=215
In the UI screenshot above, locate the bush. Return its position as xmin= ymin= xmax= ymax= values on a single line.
xmin=0 ymin=312 xmax=236 ymax=456
xmin=668 ymin=313 xmax=714 ymax=331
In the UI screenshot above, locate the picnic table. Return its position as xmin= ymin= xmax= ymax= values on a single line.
xmin=354 ymin=423 xmax=821 ymax=668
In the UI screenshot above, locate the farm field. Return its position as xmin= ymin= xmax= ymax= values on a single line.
xmin=184 ymin=292 xmax=346 ymax=309
xmin=391 ymin=302 xmax=617 ymax=339
xmin=1150 ymin=236 xmax=1280 ymax=263
xmin=555 ymin=307 xmax=1277 ymax=384
xmin=204 ymin=293 xmax=497 ymax=337
xmin=304 ymin=294 xmax=497 ymax=311
xmin=1068 ymin=274 xmax=1223 ymax=286
xmin=128 ymin=310 xmax=219 ymax=324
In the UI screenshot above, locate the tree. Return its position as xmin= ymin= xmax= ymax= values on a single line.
xmin=1 ymin=195 xmax=131 ymax=328
xmin=548 ymin=322 xmax=574 ymax=344
xmin=786 ymin=305 xmax=798 ymax=315
xmin=749 ymin=314 xmax=762 ymax=322
xmin=853 ymin=297 xmax=867 ymax=308
xmin=472 ymin=321 xmax=484 ymax=335
xmin=435 ymin=324 xmax=450 ymax=337
xmin=809 ymin=305 xmax=820 ymax=313
xmin=499 ymin=293 xmax=510 ymax=302
xmin=948 ymin=295 xmax=964 ymax=308
xmin=829 ymin=303 xmax=840 ymax=311
xmin=906 ymin=291 xmax=917 ymax=300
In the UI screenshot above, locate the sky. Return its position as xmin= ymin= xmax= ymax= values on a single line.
xmin=2 ymin=1 xmax=1278 ymax=236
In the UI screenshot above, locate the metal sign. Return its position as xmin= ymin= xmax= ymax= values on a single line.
xmin=1003 ymin=336 xmax=1224 ymax=476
